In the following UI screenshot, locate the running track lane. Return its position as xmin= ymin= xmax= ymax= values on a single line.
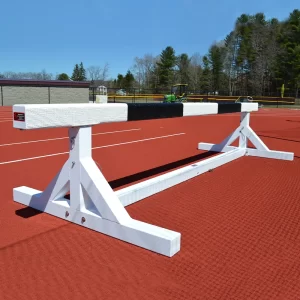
xmin=0 ymin=128 xmax=186 ymax=163
xmin=2 ymin=143 xmax=300 ymax=299
xmin=1 ymin=113 xmax=299 ymax=248
xmin=0 ymin=115 xmax=248 ymax=249
xmin=1 ymin=110 xmax=300 ymax=299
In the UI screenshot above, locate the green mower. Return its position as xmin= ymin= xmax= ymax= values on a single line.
xmin=163 ymin=84 xmax=188 ymax=103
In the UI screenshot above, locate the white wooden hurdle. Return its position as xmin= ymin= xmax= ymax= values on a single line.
xmin=12 ymin=102 xmax=294 ymax=257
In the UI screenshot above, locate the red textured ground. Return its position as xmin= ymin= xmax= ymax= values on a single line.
xmin=1 ymin=106 xmax=300 ymax=300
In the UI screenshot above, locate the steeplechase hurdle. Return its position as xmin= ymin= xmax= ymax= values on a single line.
xmin=12 ymin=103 xmax=294 ymax=257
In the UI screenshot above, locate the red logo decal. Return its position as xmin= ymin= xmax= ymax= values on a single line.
xmin=14 ymin=112 xmax=25 ymax=122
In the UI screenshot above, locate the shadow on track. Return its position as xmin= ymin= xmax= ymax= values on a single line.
xmin=259 ymin=134 xmax=300 ymax=144
xmin=15 ymin=207 xmax=43 ymax=218
xmin=109 ymin=151 xmax=217 ymax=189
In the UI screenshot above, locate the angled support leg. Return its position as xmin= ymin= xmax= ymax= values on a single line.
xmin=13 ymin=126 xmax=180 ymax=257
xmin=110 ymin=112 xmax=294 ymax=208
xmin=198 ymin=112 xmax=294 ymax=161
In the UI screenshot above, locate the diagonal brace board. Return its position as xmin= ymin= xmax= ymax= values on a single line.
xmin=13 ymin=126 xmax=180 ymax=257
xmin=198 ymin=112 xmax=294 ymax=161
xmin=12 ymin=105 xmax=294 ymax=257
xmin=114 ymin=112 xmax=294 ymax=207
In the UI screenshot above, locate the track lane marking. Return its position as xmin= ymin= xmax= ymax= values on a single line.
xmin=0 ymin=132 xmax=186 ymax=165
xmin=0 ymin=128 xmax=141 ymax=147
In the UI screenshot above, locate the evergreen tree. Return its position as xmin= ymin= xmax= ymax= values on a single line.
xmin=116 ymin=74 xmax=124 ymax=88
xmin=276 ymin=9 xmax=300 ymax=97
xmin=71 ymin=64 xmax=80 ymax=81
xmin=208 ymin=44 xmax=224 ymax=92
xmin=156 ymin=46 xmax=176 ymax=88
xmin=200 ymin=56 xmax=212 ymax=93
xmin=71 ymin=62 xmax=86 ymax=81
xmin=79 ymin=62 xmax=86 ymax=81
xmin=57 ymin=73 xmax=70 ymax=80
xmin=177 ymin=53 xmax=190 ymax=84
xmin=123 ymin=70 xmax=135 ymax=89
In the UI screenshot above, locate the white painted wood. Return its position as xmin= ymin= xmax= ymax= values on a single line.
xmin=12 ymin=107 xmax=294 ymax=257
xmin=116 ymin=149 xmax=246 ymax=207
xmin=198 ymin=143 xmax=236 ymax=152
xmin=243 ymin=127 xmax=269 ymax=151
xmin=181 ymin=102 xmax=258 ymax=115
xmin=13 ymin=126 xmax=181 ymax=257
xmin=239 ymin=112 xmax=249 ymax=148
xmin=241 ymin=103 xmax=259 ymax=112
xmin=182 ymin=103 xmax=218 ymax=116
xmin=13 ymin=103 xmax=128 ymax=129
xmin=13 ymin=102 xmax=259 ymax=130
xmin=198 ymin=112 xmax=294 ymax=161
xmin=13 ymin=186 xmax=180 ymax=257
xmin=41 ymin=160 xmax=70 ymax=202
xmin=245 ymin=149 xmax=294 ymax=160
xmin=80 ymin=157 xmax=131 ymax=224
xmin=198 ymin=143 xmax=293 ymax=160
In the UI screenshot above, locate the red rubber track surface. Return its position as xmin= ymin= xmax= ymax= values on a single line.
xmin=1 ymin=107 xmax=300 ymax=299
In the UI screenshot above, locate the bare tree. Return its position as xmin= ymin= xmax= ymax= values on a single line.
xmin=249 ymin=22 xmax=267 ymax=95
xmin=132 ymin=54 xmax=158 ymax=89
xmin=87 ymin=66 xmax=102 ymax=80
xmin=40 ymin=68 xmax=52 ymax=80
xmin=86 ymin=63 xmax=110 ymax=82
xmin=188 ymin=52 xmax=202 ymax=92
xmin=101 ymin=63 xmax=109 ymax=81
xmin=223 ymin=31 xmax=239 ymax=95
xmin=133 ymin=57 xmax=146 ymax=88
xmin=2 ymin=70 xmax=53 ymax=80
xmin=132 ymin=57 xmax=144 ymax=88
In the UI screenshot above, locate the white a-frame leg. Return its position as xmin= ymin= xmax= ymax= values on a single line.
xmin=13 ymin=126 xmax=180 ymax=257
xmin=198 ymin=112 xmax=294 ymax=161
xmin=113 ymin=112 xmax=294 ymax=208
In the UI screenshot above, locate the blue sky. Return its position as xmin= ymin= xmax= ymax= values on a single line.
xmin=0 ymin=0 xmax=298 ymax=80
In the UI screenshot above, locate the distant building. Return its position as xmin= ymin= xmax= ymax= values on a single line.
xmin=0 ymin=79 xmax=90 ymax=106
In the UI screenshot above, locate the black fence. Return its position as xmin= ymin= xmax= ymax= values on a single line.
xmin=89 ymin=87 xmax=298 ymax=97
xmin=89 ymin=87 xmax=299 ymax=107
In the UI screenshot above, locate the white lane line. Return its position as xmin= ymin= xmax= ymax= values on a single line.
xmin=0 ymin=128 xmax=141 ymax=147
xmin=92 ymin=132 xmax=185 ymax=150
xmin=0 ymin=132 xmax=185 ymax=165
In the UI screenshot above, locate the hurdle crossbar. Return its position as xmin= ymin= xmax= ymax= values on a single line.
xmin=12 ymin=103 xmax=294 ymax=257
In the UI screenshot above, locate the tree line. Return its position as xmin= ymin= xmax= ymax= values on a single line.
xmin=129 ymin=9 xmax=300 ymax=97
xmin=1 ymin=9 xmax=299 ymax=97
xmin=0 ymin=62 xmax=110 ymax=83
